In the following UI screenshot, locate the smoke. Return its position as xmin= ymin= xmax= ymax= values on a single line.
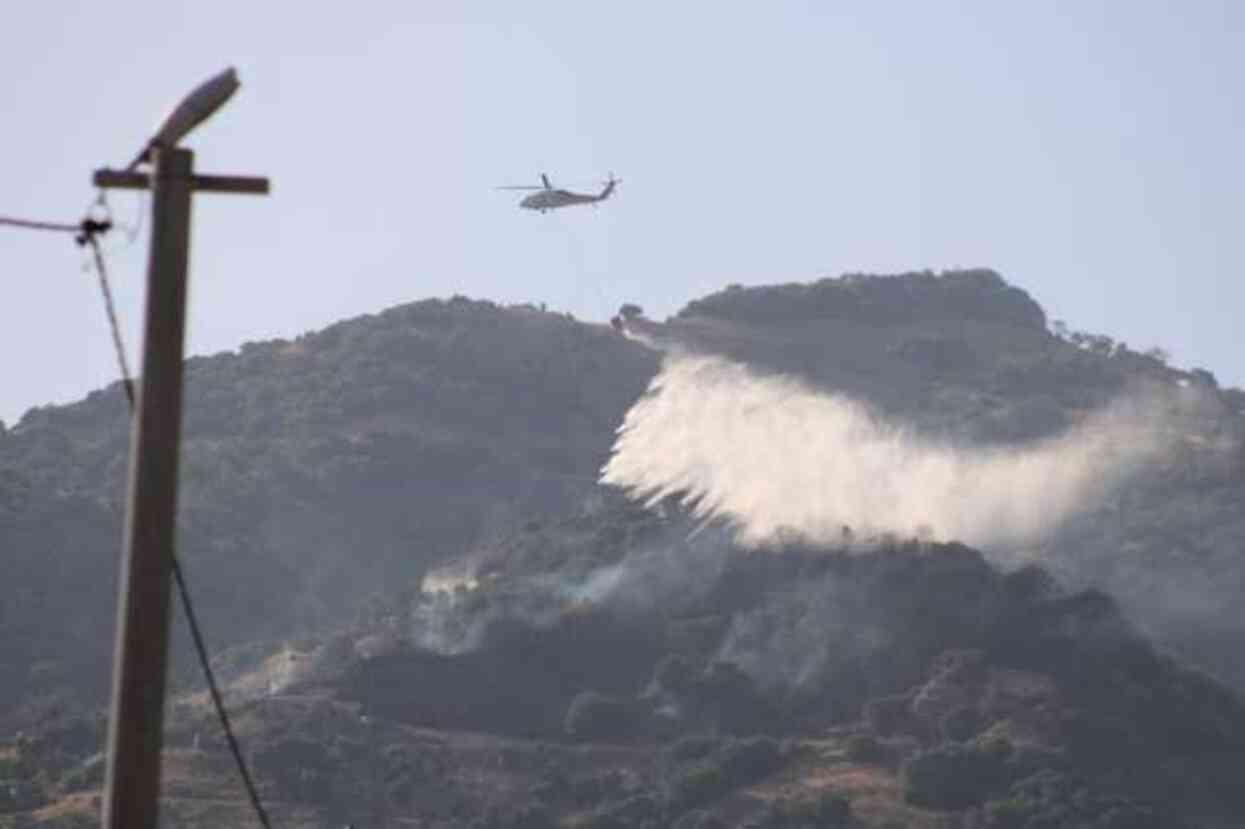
xmin=410 ymin=524 xmax=732 ymax=655
xmin=716 ymin=571 xmax=891 ymax=691
xmin=411 ymin=578 xmax=564 ymax=655
xmin=601 ymin=351 xmax=1192 ymax=551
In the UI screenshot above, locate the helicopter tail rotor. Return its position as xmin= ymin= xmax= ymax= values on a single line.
xmin=599 ymin=172 xmax=620 ymax=200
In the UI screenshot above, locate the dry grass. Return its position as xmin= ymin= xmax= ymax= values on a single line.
xmin=743 ymin=739 xmax=958 ymax=828
xmin=30 ymin=791 xmax=100 ymax=822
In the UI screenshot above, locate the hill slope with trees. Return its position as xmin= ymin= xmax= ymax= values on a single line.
xmin=3 ymin=270 xmax=1245 ymax=826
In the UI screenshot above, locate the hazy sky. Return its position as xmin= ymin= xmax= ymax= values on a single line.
xmin=3 ymin=2 xmax=1242 ymax=425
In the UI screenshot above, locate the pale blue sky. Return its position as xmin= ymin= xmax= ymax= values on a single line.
xmin=2 ymin=2 xmax=1242 ymax=425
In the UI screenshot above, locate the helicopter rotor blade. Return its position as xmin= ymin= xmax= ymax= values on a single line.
xmin=496 ymin=185 xmax=543 ymax=190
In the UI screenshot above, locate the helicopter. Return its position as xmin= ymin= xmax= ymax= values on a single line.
xmin=497 ymin=173 xmax=619 ymax=213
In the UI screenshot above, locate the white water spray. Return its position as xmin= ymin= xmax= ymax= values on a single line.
xmin=602 ymin=352 xmax=1186 ymax=550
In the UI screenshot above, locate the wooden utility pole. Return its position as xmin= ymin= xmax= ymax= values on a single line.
xmin=95 ymin=148 xmax=268 ymax=828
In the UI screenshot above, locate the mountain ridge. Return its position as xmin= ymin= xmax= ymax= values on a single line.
xmin=3 ymin=270 xmax=1245 ymax=826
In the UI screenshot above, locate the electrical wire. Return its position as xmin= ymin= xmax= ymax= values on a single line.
xmin=82 ymin=235 xmax=135 ymax=407
xmin=170 ymin=559 xmax=273 ymax=828
xmin=0 ymin=215 xmax=82 ymax=233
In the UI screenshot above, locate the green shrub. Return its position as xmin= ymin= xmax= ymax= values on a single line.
xmin=940 ymin=705 xmax=980 ymax=742
xmin=719 ymin=736 xmax=783 ymax=785
xmin=470 ymin=801 xmax=556 ymax=829
xmin=671 ymin=810 xmax=728 ymax=829
xmin=667 ymin=735 xmax=722 ymax=765
xmin=652 ymin=653 xmax=696 ymax=696
xmin=863 ymin=693 xmax=915 ymax=737
xmin=902 ymin=744 xmax=1006 ymax=810
xmin=814 ymin=793 xmax=852 ymax=825
xmin=844 ymin=733 xmax=884 ymax=763
xmin=59 ymin=766 xmax=92 ymax=793
xmin=982 ymin=796 xmax=1032 ymax=828
xmin=1003 ymin=743 xmax=1063 ymax=780
xmin=666 ymin=737 xmax=786 ymax=816
xmin=588 ymin=794 xmax=662 ymax=827
xmin=669 ymin=763 xmax=729 ymax=812
xmin=694 ymin=662 xmax=775 ymax=736
xmin=763 ymin=792 xmax=852 ymax=826
xmin=564 ymin=692 xmax=635 ymax=742
xmin=982 ymin=771 xmax=1164 ymax=829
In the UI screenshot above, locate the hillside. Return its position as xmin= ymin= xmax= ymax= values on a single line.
xmin=664 ymin=271 xmax=1245 ymax=686
xmin=3 ymin=269 xmax=1245 ymax=826
xmin=0 ymin=298 xmax=656 ymax=722
xmin=11 ymin=503 xmax=1245 ymax=827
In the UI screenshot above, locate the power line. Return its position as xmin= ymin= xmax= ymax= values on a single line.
xmin=81 ymin=234 xmax=135 ymax=407
xmin=170 ymin=558 xmax=273 ymax=828
xmin=0 ymin=215 xmax=83 ymax=233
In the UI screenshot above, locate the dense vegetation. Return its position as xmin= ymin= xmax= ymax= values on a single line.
xmin=668 ymin=271 xmax=1245 ymax=687
xmin=3 ymin=270 xmax=1245 ymax=826
xmin=0 ymin=298 xmax=656 ymax=723
xmin=322 ymin=499 xmax=1245 ymax=822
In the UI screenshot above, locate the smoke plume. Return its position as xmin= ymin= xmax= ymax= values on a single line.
xmin=601 ymin=352 xmax=1188 ymax=551
xmin=410 ymin=524 xmax=731 ymax=655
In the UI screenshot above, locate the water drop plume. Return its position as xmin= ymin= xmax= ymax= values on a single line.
xmin=601 ymin=352 xmax=1181 ymax=550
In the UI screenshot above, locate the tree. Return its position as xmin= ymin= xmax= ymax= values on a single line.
xmin=902 ymin=744 xmax=1007 ymax=810
xmin=1142 ymin=346 xmax=1170 ymax=365
xmin=565 ymin=692 xmax=635 ymax=741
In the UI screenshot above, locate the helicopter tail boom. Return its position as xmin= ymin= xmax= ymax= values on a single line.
xmin=598 ymin=174 xmax=619 ymax=201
